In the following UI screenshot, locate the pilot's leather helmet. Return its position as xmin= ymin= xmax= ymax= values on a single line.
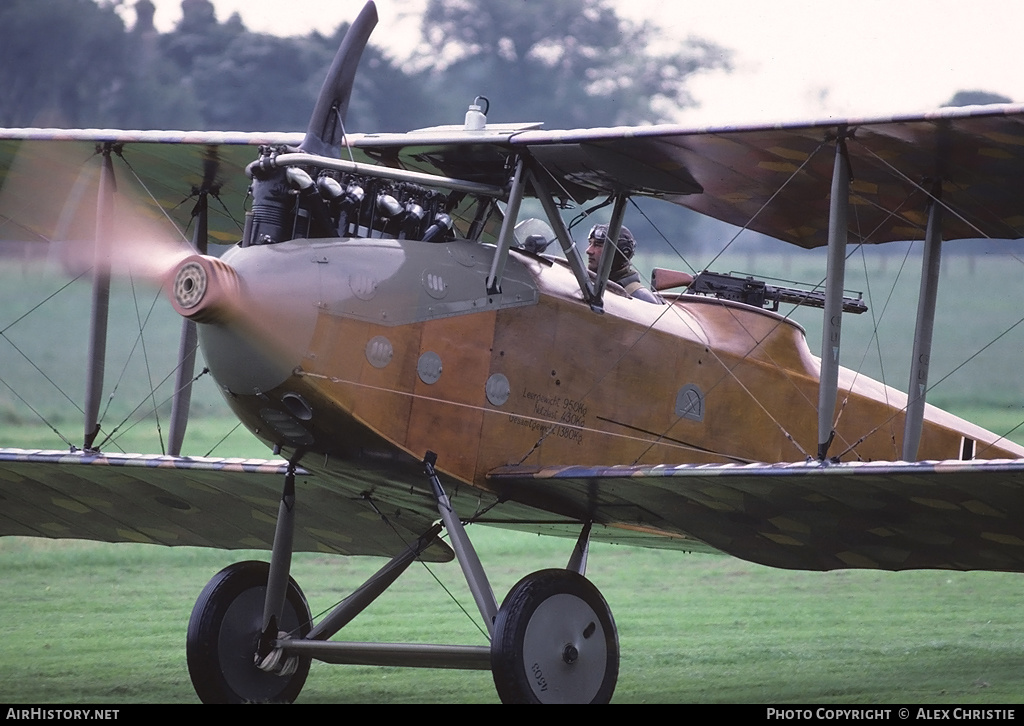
xmin=588 ymin=224 xmax=636 ymax=260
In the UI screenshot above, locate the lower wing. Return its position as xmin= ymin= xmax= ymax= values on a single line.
xmin=487 ymin=459 xmax=1024 ymax=572
xmin=0 ymin=448 xmax=452 ymax=562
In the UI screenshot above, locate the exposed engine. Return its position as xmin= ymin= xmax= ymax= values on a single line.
xmin=243 ymin=146 xmax=459 ymax=247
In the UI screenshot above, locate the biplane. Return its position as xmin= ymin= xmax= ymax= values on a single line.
xmin=2 ymin=1 xmax=1024 ymax=704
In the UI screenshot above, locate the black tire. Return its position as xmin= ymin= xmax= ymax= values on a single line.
xmin=186 ymin=560 xmax=312 ymax=703
xmin=491 ymin=569 xmax=618 ymax=704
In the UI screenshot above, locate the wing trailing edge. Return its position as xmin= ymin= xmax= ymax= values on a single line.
xmin=487 ymin=458 xmax=1024 ymax=572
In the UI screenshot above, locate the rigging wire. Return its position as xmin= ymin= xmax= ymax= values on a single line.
xmin=95 ymin=282 xmax=167 ymax=451
xmin=540 ymin=130 xmax=1024 ymax=464
xmin=0 ymin=373 xmax=75 ymax=449
xmin=628 ymin=198 xmax=698 ymax=275
xmin=515 ymin=147 xmax=838 ymax=463
xmin=0 ymin=270 xmax=91 ymax=440
xmin=2 ymin=144 xmax=242 ymax=457
xmin=0 ymin=327 xmax=85 ymax=418
xmin=851 ymin=139 xmax=1001 ymax=241
xmin=98 ymin=355 xmax=209 ymax=451
xmin=836 ymin=311 xmax=1024 ymax=460
xmin=288 ymin=492 xmax=492 ymax=644
xmin=836 ymin=141 xmax=1024 ymax=455
xmin=835 ymin=242 xmax=908 ymax=458
xmin=365 ymin=494 xmax=491 ymax=641
xmin=203 ymin=416 xmax=243 ymax=458
xmin=126 ymin=274 xmax=166 ymax=454
xmin=100 ymin=145 xmax=214 ymax=452
xmin=561 ymin=144 xmax=840 ymax=463
xmin=0 ymin=268 xmax=89 ymax=335
xmin=112 ymin=149 xmax=192 ymax=247
xmin=700 ymin=140 xmax=829 ymax=275
xmin=825 ymin=197 xmax=894 ymax=458
xmin=9 ymin=127 xmax=1024 ymax=469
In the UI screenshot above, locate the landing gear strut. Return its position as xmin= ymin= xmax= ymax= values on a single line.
xmin=185 ymin=453 xmax=619 ymax=703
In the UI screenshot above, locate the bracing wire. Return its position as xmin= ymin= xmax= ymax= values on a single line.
xmin=518 ymin=148 xmax=840 ymax=463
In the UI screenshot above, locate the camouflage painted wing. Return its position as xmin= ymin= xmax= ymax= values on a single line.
xmin=348 ymin=104 xmax=1024 ymax=248
xmin=487 ymin=459 xmax=1024 ymax=572
xmin=0 ymin=448 xmax=452 ymax=561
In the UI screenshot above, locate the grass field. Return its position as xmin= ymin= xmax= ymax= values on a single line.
xmin=2 ymin=533 xmax=1024 ymax=704
xmin=2 ymin=249 xmax=1024 ymax=703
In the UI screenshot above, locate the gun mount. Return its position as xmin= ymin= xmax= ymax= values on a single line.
xmin=687 ymin=270 xmax=867 ymax=314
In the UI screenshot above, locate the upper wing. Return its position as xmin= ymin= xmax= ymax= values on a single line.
xmin=487 ymin=459 xmax=1024 ymax=573
xmin=8 ymin=104 xmax=1024 ymax=251
xmin=0 ymin=448 xmax=452 ymax=562
xmin=348 ymin=104 xmax=1024 ymax=248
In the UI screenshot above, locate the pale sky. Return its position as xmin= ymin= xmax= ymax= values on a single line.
xmin=131 ymin=0 xmax=1024 ymax=127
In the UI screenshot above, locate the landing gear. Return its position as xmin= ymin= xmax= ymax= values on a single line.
xmin=182 ymin=453 xmax=619 ymax=703
xmin=491 ymin=569 xmax=619 ymax=704
xmin=186 ymin=560 xmax=312 ymax=704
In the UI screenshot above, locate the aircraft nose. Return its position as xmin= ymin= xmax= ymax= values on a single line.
xmin=166 ymin=248 xmax=318 ymax=397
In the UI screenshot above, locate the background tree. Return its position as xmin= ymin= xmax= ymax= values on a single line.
xmin=0 ymin=0 xmax=728 ymax=257
xmin=157 ymin=6 xmax=428 ymax=132
xmin=414 ymin=0 xmax=731 ymax=128
xmin=0 ymin=0 xmax=128 ymax=127
xmin=945 ymin=90 xmax=1013 ymax=107
xmin=0 ymin=0 xmax=729 ymax=134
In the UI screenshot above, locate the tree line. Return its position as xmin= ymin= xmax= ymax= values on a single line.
xmin=0 ymin=0 xmax=730 ymax=133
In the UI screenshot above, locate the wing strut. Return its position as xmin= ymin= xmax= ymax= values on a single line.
xmin=526 ymin=164 xmax=595 ymax=304
xmin=818 ymin=135 xmax=850 ymax=460
xmin=83 ymin=146 xmax=115 ymax=451
xmin=591 ymin=194 xmax=629 ymax=309
xmin=167 ymin=190 xmax=209 ymax=456
xmin=485 ymin=156 xmax=526 ymax=295
xmin=902 ymin=189 xmax=944 ymax=460
xmin=425 ymin=451 xmax=499 ymax=630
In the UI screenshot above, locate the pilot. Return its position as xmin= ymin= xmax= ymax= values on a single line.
xmin=585 ymin=224 xmax=660 ymax=304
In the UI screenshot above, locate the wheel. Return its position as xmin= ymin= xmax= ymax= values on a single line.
xmin=186 ymin=560 xmax=312 ymax=703
xmin=491 ymin=569 xmax=619 ymax=704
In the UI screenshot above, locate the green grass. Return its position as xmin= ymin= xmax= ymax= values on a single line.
xmin=2 ymin=533 xmax=1024 ymax=703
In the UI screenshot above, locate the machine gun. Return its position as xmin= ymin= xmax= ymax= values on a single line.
xmin=653 ymin=268 xmax=867 ymax=314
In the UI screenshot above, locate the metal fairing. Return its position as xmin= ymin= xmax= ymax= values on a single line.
xmin=297 ymin=236 xmax=538 ymax=326
xmin=197 ymin=237 xmax=537 ymax=396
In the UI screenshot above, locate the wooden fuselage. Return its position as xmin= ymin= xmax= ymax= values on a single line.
xmin=199 ymin=235 xmax=1023 ymax=504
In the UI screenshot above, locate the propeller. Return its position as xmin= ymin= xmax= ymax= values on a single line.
xmin=301 ymin=1 xmax=378 ymax=157
xmin=0 ymin=2 xmax=382 ymax=450
xmin=172 ymin=0 xmax=381 ymax=334
xmin=0 ymin=140 xmax=193 ymax=284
